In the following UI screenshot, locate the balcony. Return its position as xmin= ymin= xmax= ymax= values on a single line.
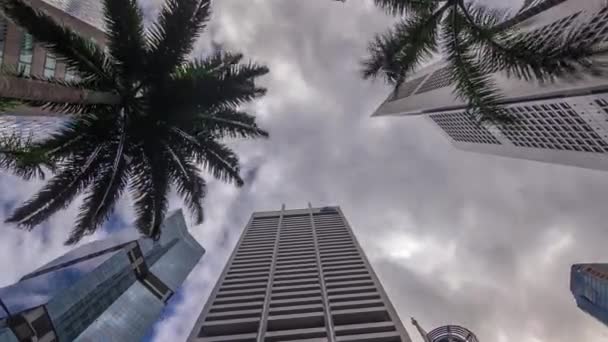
xmin=205 ymin=308 xmax=262 ymax=322
xmin=265 ymin=327 xmax=327 ymax=342
xmin=332 ymin=306 xmax=390 ymax=326
xmin=209 ymin=301 xmax=264 ymax=313
xmin=269 ymin=303 xmax=324 ymax=316
xmin=335 ymin=331 xmax=402 ymax=342
xmin=266 ymin=312 xmax=325 ymax=332
xmin=198 ymin=317 xmax=259 ymax=337
xmin=334 ymin=322 xmax=396 ymax=337
xmin=197 ymin=332 xmax=257 ymax=342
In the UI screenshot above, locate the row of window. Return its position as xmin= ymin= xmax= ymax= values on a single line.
xmin=0 ymin=19 xmax=77 ymax=80
xmin=430 ymin=112 xmax=502 ymax=145
xmin=500 ymin=103 xmax=608 ymax=153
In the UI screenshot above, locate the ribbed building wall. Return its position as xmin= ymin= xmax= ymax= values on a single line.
xmin=188 ymin=206 xmax=411 ymax=342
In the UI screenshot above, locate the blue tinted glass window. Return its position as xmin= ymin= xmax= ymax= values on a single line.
xmin=0 ymin=249 xmax=120 ymax=317
xmin=25 ymin=237 xmax=134 ymax=279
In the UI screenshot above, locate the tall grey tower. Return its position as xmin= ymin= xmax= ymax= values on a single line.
xmin=372 ymin=0 xmax=608 ymax=172
xmin=188 ymin=206 xmax=411 ymax=342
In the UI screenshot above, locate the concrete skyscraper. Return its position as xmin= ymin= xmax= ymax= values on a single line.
xmin=372 ymin=0 xmax=608 ymax=171
xmin=570 ymin=263 xmax=608 ymax=326
xmin=0 ymin=210 xmax=204 ymax=341
xmin=188 ymin=206 xmax=411 ymax=342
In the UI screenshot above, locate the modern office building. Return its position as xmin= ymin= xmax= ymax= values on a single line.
xmin=0 ymin=0 xmax=105 ymax=79
xmin=0 ymin=209 xmax=204 ymax=342
xmin=411 ymin=318 xmax=479 ymax=342
xmin=570 ymin=263 xmax=608 ymax=326
xmin=372 ymin=0 xmax=608 ymax=171
xmin=188 ymin=205 xmax=411 ymax=342
xmin=0 ymin=0 xmax=107 ymax=134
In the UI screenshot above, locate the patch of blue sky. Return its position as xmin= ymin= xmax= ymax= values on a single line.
xmin=141 ymin=289 xmax=186 ymax=342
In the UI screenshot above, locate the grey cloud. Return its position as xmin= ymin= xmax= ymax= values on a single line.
xmin=151 ymin=1 xmax=608 ymax=341
xmin=0 ymin=1 xmax=606 ymax=342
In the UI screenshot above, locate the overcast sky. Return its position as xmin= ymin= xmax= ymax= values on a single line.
xmin=1 ymin=0 xmax=608 ymax=341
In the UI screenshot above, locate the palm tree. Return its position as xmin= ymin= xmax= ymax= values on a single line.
xmin=0 ymin=0 xmax=269 ymax=244
xmin=361 ymin=0 xmax=604 ymax=123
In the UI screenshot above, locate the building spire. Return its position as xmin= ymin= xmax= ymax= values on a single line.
xmin=411 ymin=317 xmax=432 ymax=342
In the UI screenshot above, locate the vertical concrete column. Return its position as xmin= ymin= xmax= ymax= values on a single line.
xmin=31 ymin=43 xmax=46 ymax=76
xmin=309 ymin=203 xmax=336 ymax=342
xmin=256 ymin=204 xmax=284 ymax=342
xmin=3 ymin=22 xmax=21 ymax=68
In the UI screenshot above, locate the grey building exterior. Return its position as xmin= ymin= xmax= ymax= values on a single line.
xmin=372 ymin=0 xmax=608 ymax=172
xmin=570 ymin=263 xmax=608 ymax=326
xmin=188 ymin=206 xmax=411 ymax=342
xmin=0 ymin=210 xmax=204 ymax=342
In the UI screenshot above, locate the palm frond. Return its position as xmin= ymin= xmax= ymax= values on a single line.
xmin=146 ymin=0 xmax=211 ymax=79
xmin=374 ymin=0 xmax=438 ymax=16
xmin=164 ymin=143 xmax=206 ymax=224
xmin=129 ymin=150 xmax=170 ymax=240
xmin=362 ymin=2 xmax=448 ymax=85
xmin=159 ymin=54 xmax=268 ymax=120
xmin=0 ymin=134 xmax=53 ymax=180
xmin=104 ymin=0 xmax=147 ymax=84
xmin=170 ymin=128 xmax=244 ymax=186
xmin=460 ymin=3 xmax=604 ymax=83
xmin=66 ymin=114 xmax=129 ymax=245
xmin=196 ymin=108 xmax=269 ymax=139
xmin=443 ymin=6 xmax=509 ymax=124
xmin=0 ymin=98 xmax=22 ymax=114
xmin=6 ymin=143 xmax=108 ymax=228
xmin=1 ymin=0 xmax=116 ymax=89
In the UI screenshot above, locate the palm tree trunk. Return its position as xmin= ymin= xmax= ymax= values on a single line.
xmin=0 ymin=75 xmax=120 ymax=105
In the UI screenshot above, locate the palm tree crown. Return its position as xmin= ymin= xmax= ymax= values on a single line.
xmin=0 ymin=0 xmax=269 ymax=244
xmin=362 ymin=0 xmax=605 ymax=123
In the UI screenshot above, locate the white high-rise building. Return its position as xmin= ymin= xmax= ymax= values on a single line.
xmin=373 ymin=0 xmax=608 ymax=171
xmin=188 ymin=206 xmax=411 ymax=342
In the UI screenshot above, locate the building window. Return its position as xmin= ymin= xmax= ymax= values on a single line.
xmin=429 ymin=112 xmax=502 ymax=145
xmin=43 ymin=52 xmax=56 ymax=78
xmin=64 ymin=68 xmax=77 ymax=82
xmin=0 ymin=20 xmax=7 ymax=65
xmin=18 ymin=33 xmax=34 ymax=76
xmin=499 ymin=102 xmax=608 ymax=153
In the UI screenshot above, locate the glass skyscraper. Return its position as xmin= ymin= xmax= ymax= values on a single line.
xmin=570 ymin=263 xmax=608 ymax=326
xmin=0 ymin=209 xmax=204 ymax=341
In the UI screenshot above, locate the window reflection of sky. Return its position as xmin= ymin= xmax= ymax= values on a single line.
xmin=25 ymin=233 xmax=135 ymax=279
xmin=0 ymin=249 xmax=120 ymax=319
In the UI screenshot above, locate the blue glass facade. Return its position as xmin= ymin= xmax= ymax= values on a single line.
xmin=570 ymin=263 xmax=608 ymax=326
xmin=0 ymin=210 xmax=204 ymax=342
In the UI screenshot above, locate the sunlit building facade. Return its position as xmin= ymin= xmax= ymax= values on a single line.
xmin=0 ymin=210 xmax=204 ymax=342
xmin=570 ymin=263 xmax=608 ymax=326
xmin=372 ymin=0 xmax=608 ymax=171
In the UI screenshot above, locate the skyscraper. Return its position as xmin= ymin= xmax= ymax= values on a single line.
xmin=0 ymin=0 xmax=107 ymax=126
xmin=188 ymin=205 xmax=411 ymax=342
xmin=372 ymin=0 xmax=608 ymax=172
xmin=0 ymin=209 xmax=204 ymax=342
xmin=0 ymin=0 xmax=105 ymax=80
xmin=570 ymin=263 xmax=608 ymax=326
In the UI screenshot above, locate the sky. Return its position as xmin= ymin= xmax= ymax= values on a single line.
xmin=1 ymin=0 xmax=608 ymax=342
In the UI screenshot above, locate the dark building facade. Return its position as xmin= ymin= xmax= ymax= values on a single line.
xmin=0 ymin=210 xmax=204 ymax=341
xmin=188 ymin=206 xmax=411 ymax=342
xmin=0 ymin=0 xmax=105 ymax=80
xmin=571 ymin=263 xmax=608 ymax=326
